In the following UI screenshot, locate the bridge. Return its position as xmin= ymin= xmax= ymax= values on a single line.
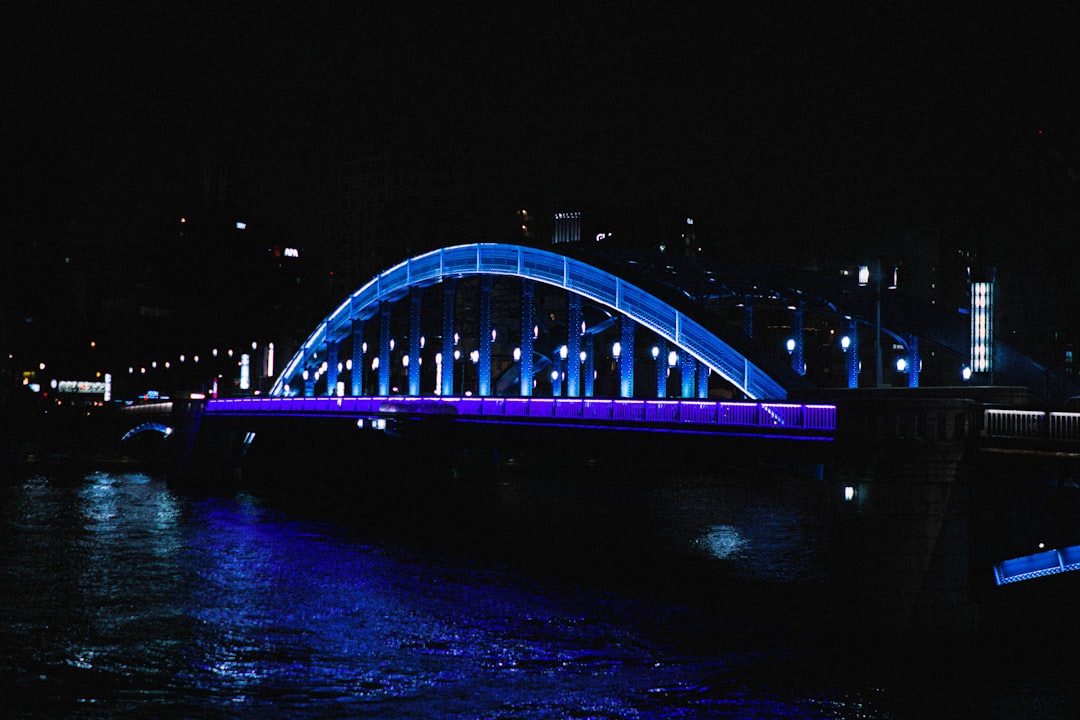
xmin=116 ymin=242 xmax=1080 ymax=633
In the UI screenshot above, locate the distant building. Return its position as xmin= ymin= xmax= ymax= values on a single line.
xmin=330 ymin=151 xmax=472 ymax=293
xmin=550 ymin=204 xmax=702 ymax=255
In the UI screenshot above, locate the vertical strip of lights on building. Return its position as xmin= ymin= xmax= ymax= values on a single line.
xmin=970 ymin=278 xmax=993 ymax=376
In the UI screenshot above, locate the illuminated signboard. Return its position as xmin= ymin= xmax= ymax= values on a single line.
xmin=57 ymin=380 xmax=108 ymax=395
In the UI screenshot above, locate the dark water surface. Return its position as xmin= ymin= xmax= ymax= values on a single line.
xmin=2 ymin=465 xmax=1077 ymax=719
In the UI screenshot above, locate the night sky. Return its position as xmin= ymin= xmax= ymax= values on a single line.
xmin=8 ymin=2 xmax=1080 ymax=366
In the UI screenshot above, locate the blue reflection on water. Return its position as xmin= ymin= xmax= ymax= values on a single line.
xmin=174 ymin=493 xmax=721 ymax=717
xmin=0 ymin=470 xmax=890 ymax=718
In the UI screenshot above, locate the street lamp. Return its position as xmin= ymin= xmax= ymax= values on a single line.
xmin=858 ymin=260 xmax=897 ymax=387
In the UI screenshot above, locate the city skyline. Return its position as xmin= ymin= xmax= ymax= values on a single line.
xmin=8 ymin=3 xmax=1080 ymax=379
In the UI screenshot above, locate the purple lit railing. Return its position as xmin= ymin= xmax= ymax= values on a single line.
xmin=205 ymin=396 xmax=836 ymax=437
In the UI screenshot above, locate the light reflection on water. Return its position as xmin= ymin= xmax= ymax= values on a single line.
xmin=0 ymin=466 xmax=1076 ymax=718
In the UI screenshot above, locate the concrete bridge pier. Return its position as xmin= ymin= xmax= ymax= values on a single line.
xmin=827 ymin=395 xmax=980 ymax=634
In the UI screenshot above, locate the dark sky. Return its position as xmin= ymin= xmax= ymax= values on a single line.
xmin=10 ymin=2 xmax=1080 ymax=259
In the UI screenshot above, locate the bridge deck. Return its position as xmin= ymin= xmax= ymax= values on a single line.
xmin=205 ymin=396 xmax=837 ymax=441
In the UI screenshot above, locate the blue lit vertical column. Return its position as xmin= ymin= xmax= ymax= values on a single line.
xmin=351 ymin=318 xmax=365 ymax=395
xmin=846 ymin=317 xmax=859 ymax=389
xmin=654 ymin=339 xmax=667 ymax=398
xmin=791 ymin=306 xmax=805 ymax=376
xmin=567 ymin=293 xmax=582 ymax=397
xmin=552 ymin=349 xmax=564 ymax=397
xmin=619 ymin=315 xmax=634 ymax=398
xmin=303 ymin=368 xmax=314 ymax=397
xmin=583 ymin=334 xmax=595 ymax=397
xmin=325 ymin=339 xmax=339 ymax=396
xmin=696 ymin=360 xmax=709 ymax=398
xmin=743 ymin=304 xmax=754 ymax=338
xmin=378 ymin=301 xmax=391 ymax=396
xmin=408 ymin=287 xmax=422 ymax=396
xmin=907 ymin=333 xmax=920 ymax=388
xmin=478 ymin=275 xmax=493 ymax=397
xmin=519 ymin=279 xmax=535 ymax=397
xmin=680 ymin=350 xmax=695 ymax=398
xmin=441 ymin=278 xmax=456 ymax=396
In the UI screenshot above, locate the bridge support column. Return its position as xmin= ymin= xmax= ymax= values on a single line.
xmin=567 ymin=294 xmax=582 ymax=397
xmin=619 ymin=316 xmax=634 ymax=398
xmin=378 ymin=301 xmax=392 ymax=396
xmin=441 ymin=278 xmax=456 ymax=397
xmin=519 ymin=279 xmax=535 ymax=397
xmin=351 ymin=319 xmax=365 ymax=396
xmin=654 ymin=339 xmax=668 ymax=398
xmin=791 ymin=305 xmax=805 ymax=376
xmin=479 ymin=276 xmax=493 ymax=396
xmin=680 ymin=350 xmax=695 ymax=399
xmin=697 ymin=360 xmax=709 ymax=398
xmin=832 ymin=397 xmax=979 ymax=633
xmin=325 ymin=339 xmax=339 ymax=396
xmin=303 ymin=369 xmax=314 ymax=397
xmin=846 ymin=317 xmax=859 ymax=389
xmin=908 ymin=334 xmax=920 ymax=388
xmin=409 ymin=287 xmax=423 ymax=396
xmin=584 ymin=334 xmax=595 ymax=397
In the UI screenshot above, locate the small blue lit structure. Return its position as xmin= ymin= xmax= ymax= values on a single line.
xmin=272 ymin=244 xmax=787 ymax=400
xmin=994 ymin=544 xmax=1080 ymax=586
xmin=121 ymin=422 xmax=173 ymax=443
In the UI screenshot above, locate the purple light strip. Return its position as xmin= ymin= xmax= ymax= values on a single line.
xmin=206 ymin=396 xmax=836 ymax=437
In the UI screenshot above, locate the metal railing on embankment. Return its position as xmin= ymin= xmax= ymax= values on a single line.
xmin=982 ymin=408 xmax=1080 ymax=444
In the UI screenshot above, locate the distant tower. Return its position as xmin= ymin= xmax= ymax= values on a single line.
xmin=552 ymin=211 xmax=581 ymax=245
xmin=968 ymin=264 xmax=995 ymax=382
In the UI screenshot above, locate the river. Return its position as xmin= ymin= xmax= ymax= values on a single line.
xmin=2 ymin=462 xmax=1077 ymax=718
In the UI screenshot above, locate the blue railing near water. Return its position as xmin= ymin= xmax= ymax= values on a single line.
xmin=994 ymin=545 xmax=1080 ymax=586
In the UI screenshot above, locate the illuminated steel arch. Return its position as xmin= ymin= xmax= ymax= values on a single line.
xmin=272 ymin=244 xmax=787 ymax=399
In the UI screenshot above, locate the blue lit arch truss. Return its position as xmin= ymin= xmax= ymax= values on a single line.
xmin=272 ymin=244 xmax=787 ymax=399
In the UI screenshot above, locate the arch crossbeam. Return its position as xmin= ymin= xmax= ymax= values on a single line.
xmin=272 ymin=244 xmax=787 ymax=399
